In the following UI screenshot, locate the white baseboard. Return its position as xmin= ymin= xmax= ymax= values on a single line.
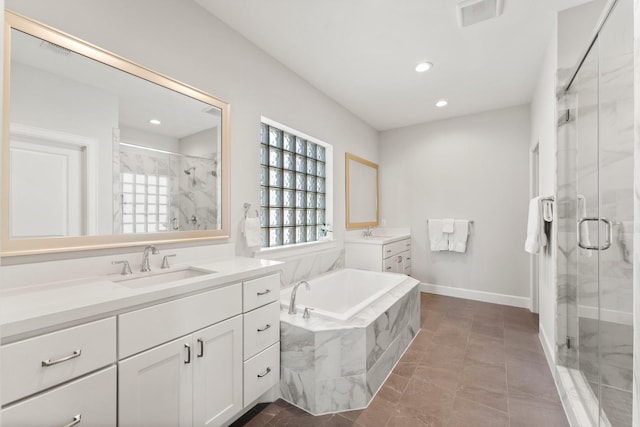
xmin=538 ymin=323 xmax=555 ymax=372
xmin=420 ymin=283 xmax=530 ymax=308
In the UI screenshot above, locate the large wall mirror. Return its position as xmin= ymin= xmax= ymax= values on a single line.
xmin=345 ymin=153 xmax=378 ymax=228
xmin=1 ymin=11 xmax=230 ymax=256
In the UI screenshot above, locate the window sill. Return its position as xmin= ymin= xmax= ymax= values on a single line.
xmin=254 ymin=238 xmax=338 ymax=260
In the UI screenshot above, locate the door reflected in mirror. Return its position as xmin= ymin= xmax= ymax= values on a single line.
xmin=2 ymin=11 xmax=230 ymax=255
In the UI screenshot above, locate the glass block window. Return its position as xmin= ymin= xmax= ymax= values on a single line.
xmin=122 ymin=172 xmax=169 ymax=234
xmin=260 ymin=122 xmax=328 ymax=248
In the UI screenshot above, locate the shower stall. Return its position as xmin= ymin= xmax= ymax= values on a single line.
xmin=556 ymin=0 xmax=634 ymax=425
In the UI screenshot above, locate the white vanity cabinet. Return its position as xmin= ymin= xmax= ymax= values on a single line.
xmin=241 ymin=274 xmax=281 ymax=406
xmin=1 ymin=317 xmax=117 ymax=426
xmin=118 ymin=283 xmax=243 ymax=427
xmin=346 ymin=235 xmax=412 ymax=275
xmin=117 ymin=273 xmax=281 ymax=427
xmin=118 ymin=315 xmax=242 ymax=427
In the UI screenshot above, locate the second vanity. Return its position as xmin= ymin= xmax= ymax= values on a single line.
xmin=345 ymin=229 xmax=412 ymax=275
xmin=0 ymin=256 xmax=283 ymax=427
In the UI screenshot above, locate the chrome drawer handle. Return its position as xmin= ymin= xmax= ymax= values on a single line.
xmin=62 ymin=414 xmax=81 ymax=427
xmin=257 ymin=367 xmax=271 ymax=378
xmin=257 ymin=289 xmax=271 ymax=296
xmin=386 ymin=249 xmax=392 ymax=253
xmin=386 ymin=266 xmax=392 ymax=270
xmin=41 ymin=350 xmax=82 ymax=367
xmin=257 ymin=324 xmax=271 ymax=332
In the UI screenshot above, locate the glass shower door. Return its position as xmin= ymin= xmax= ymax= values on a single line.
xmin=570 ymin=0 xmax=634 ymax=425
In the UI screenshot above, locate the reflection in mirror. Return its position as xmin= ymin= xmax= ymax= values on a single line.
xmin=345 ymin=153 xmax=379 ymax=228
xmin=2 ymin=11 xmax=229 ymax=255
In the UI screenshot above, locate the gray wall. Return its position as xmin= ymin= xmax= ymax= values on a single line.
xmin=379 ymin=105 xmax=531 ymax=303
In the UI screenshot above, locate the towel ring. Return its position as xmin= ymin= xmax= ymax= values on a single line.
xmin=243 ymin=202 xmax=259 ymax=219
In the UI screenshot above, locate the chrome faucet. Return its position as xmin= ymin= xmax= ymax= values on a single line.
xmin=363 ymin=226 xmax=373 ymax=237
xmin=141 ymin=245 xmax=160 ymax=272
xmin=288 ymin=280 xmax=310 ymax=315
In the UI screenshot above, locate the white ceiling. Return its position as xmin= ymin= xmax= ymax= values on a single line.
xmin=195 ymin=0 xmax=595 ymax=131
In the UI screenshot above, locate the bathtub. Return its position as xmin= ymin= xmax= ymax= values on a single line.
xmin=279 ymin=268 xmax=420 ymax=415
xmin=280 ymin=268 xmax=402 ymax=321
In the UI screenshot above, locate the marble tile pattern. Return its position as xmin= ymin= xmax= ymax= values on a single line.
xmin=634 ymin=1 xmax=640 ymax=425
xmin=114 ymin=146 xmax=218 ymax=232
xmin=277 ymin=248 xmax=344 ymax=288
xmin=232 ymin=294 xmax=568 ymax=427
xmin=178 ymin=155 xmax=218 ymax=230
xmin=280 ymin=279 xmax=420 ymax=415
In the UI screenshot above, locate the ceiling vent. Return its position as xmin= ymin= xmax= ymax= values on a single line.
xmin=456 ymin=0 xmax=504 ymax=28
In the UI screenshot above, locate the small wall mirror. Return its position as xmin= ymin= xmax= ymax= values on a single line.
xmin=2 ymin=11 xmax=230 ymax=255
xmin=345 ymin=153 xmax=379 ymax=228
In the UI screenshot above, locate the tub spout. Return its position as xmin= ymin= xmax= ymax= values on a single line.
xmin=288 ymin=280 xmax=311 ymax=315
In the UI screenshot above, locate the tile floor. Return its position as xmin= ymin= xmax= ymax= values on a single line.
xmin=231 ymin=293 xmax=569 ymax=427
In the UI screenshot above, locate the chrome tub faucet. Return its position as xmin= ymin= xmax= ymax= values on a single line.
xmin=288 ymin=280 xmax=310 ymax=315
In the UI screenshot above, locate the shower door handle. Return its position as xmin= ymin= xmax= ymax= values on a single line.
xmin=577 ymin=217 xmax=613 ymax=250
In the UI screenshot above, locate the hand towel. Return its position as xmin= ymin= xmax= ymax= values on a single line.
xmin=428 ymin=220 xmax=449 ymax=251
xmin=243 ymin=217 xmax=262 ymax=248
xmin=442 ymin=218 xmax=455 ymax=233
xmin=449 ymin=220 xmax=469 ymax=253
xmin=525 ymin=197 xmax=546 ymax=254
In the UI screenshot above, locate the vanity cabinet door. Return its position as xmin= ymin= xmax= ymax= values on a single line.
xmin=193 ymin=316 xmax=243 ymax=427
xmin=119 ymin=336 xmax=193 ymax=427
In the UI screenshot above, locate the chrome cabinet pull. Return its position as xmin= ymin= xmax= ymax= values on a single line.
xmin=578 ymin=217 xmax=613 ymax=250
xmin=396 ymin=256 xmax=402 ymax=263
xmin=257 ymin=367 xmax=271 ymax=378
xmin=41 ymin=350 xmax=82 ymax=367
xmin=197 ymin=339 xmax=204 ymax=358
xmin=257 ymin=324 xmax=271 ymax=332
xmin=386 ymin=249 xmax=392 ymax=253
xmin=62 ymin=414 xmax=81 ymax=427
xmin=184 ymin=343 xmax=191 ymax=364
xmin=257 ymin=289 xmax=271 ymax=296
xmin=385 ymin=266 xmax=392 ymax=270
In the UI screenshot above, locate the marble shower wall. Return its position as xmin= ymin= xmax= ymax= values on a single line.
xmin=114 ymin=145 xmax=218 ymax=232
xmin=178 ymin=155 xmax=218 ymax=230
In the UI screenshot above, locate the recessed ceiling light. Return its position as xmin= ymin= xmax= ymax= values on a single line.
xmin=149 ymin=119 xmax=161 ymax=125
xmin=415 ymin=62 xmax=433 ymax=73
xmin=435 ymin=100 xmax=448 ymax=108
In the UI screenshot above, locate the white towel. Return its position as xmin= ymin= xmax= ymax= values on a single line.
xmin=449 ymin=220 xmax=469 ymax=253
xmin=525 ymin=197 xmax=546 ymax=254
xmin=442 ymin=218 xmax=455 ymax=233
xmin=428 ymin=220 xmax=450 ymax=251
xmin=243 ymin=217 xmax=262 ymax=248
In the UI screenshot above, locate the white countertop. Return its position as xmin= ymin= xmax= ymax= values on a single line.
xmin=1 ymin=257 xmax=283 ymax=342
xmin=344 ymin=230 xmax=410 ymax=245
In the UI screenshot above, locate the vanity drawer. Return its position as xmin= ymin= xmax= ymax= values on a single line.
xmin=382 ymin=239 xmax=411 ymax=259
xmin=2 ymin=366 xmax=116 ymax=427
xmin=243 ymin=274 xmax=280 ymax=312
xmin=1 ymin=317 xmax=116 ymax=405
xmin=119 ymin=283 xmax=242 ymax=358
xmin=243 ymin=342 xmax=280 ymax=405
xmin=243 ymin=301 xmax=280 ymax=360
xmin=383 ymin=254 xmax=404 ymax=273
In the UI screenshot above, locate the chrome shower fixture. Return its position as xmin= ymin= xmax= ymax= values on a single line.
xmin=184 ymin=167 xmax=196 ymax=185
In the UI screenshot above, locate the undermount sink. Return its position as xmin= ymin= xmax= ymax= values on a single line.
xmin=114 ymin=267 xmax=213 ymax=289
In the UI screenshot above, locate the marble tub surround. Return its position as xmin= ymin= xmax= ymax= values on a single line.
xmin=280 ymin=276 xmax=420 ymax=415
xmin=258 ymin=246 xmax=344 ymax=287
xmin=0 ymin=256 xmax=282 ymax=341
